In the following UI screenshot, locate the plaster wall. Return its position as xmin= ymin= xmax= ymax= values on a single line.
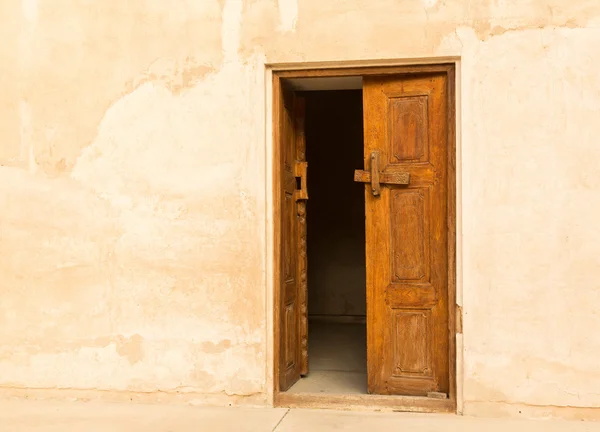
xmin=1 ymin=0 xmax=600 ymax=419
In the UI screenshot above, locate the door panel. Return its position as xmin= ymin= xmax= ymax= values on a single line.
xmin=390 ymin=188 xmax=430 ymax=282
xmin=278 ymin=87 xmax=308 ymax=392
xmin=363 ymin=74 xmax=449 ymax=396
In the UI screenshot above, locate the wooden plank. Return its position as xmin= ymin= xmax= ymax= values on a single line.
xmin=354 ymin=170 xmax=410 ymax=185
xmin=272 ymin=73 xmax=283 ymax=393
xmin=293 ymin=96 xmax=309 ymax=376
xmin=446 ymin=65 xmax=458 ymax=406
xmin=274 ymin=64 xmax=455 ymax=79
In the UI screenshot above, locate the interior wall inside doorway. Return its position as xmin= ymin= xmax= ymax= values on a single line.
xmin=304 ymin=90 xmax=366 ymax=318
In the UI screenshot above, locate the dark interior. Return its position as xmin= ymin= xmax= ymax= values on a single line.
xmin=305 ymin=90 xmax=366 ymax=319
xmin=288 ymin=89 xmax=367 ymax=394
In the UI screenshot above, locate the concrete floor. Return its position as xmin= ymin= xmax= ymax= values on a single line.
xmin=288 ymin=322 xmax=367 ymax=394
xmin=1 ymin=400 xmax=599 ymax=431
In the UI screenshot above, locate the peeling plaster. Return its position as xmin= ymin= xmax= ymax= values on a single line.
xmin=485 ymin=20 xmax=580 ymax=40
xmin=113 ymin=335 xmax=145 ymax=365
xmin=201 ymin=340 xmax=232 ymax=354
xmin=127 ymin=58 xmax=216 ymax=96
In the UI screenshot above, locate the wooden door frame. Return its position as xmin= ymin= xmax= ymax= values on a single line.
xmin=271 ymin=63 xmax=457 ymax=413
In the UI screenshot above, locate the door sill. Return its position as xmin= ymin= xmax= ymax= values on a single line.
xmin=275 ymin=391 xmax=455 ymax=413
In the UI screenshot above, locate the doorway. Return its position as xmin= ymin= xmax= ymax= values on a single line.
xmin=288 ymin=90 xmax=367 ymax=394
xmin=272 ymin=65 xmax=457 ymax=412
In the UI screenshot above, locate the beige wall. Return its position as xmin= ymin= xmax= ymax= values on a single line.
xmin=1 ymin=0 xmax=600 ymax=419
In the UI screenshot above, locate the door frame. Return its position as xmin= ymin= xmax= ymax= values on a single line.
xmin=271 ymin=63 xmax=458 ymax=413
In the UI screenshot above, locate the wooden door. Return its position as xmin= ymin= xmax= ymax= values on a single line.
xmin=278 ymin=87 xmax=308 ymax=392
xmin=359 ymin=74 xmax=450 ymax=396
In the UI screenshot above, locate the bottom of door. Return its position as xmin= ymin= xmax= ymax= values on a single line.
xmin=275 ymin=391 xmax=455 ymax=413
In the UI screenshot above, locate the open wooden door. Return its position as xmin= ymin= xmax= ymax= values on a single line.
xmin=356 ymin=73 xmax=450 ymax=396
xmin=277 ymin=86 xmax=308 ymax=392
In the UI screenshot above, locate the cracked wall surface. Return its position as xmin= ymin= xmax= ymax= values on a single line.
xmin=1 ymin=0 xmax=600 ymax=419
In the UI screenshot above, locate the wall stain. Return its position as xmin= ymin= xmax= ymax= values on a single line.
xmin=8 ymin=0 xmax=225 ymax=177
xmin=124 ymin=58 xmax=217 ymax=96
xmin=481 ymin=19 xmax=583 ymax=41
xmin=200 ymin=340 xmax=232 ymax=354
xmin=190 ymin=370 xmax=217 ymax=389
xmin=114 ymin=334 xmax=144 ymax=365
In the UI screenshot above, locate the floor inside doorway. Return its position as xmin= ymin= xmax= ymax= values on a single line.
xmin=288 ymin=322 xmax=367 ymax=394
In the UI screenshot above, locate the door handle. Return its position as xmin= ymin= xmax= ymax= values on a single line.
xmin=369 ymin=151 xmax=381 ymax=196
xmin=354 ymin=151 xmax=410 ymax=196
xmin=295 ymin=161 xmax=308 ymax=200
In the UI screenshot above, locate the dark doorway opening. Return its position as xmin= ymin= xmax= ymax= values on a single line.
xmin=288 ymin=90 xmax=367 ymax=394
